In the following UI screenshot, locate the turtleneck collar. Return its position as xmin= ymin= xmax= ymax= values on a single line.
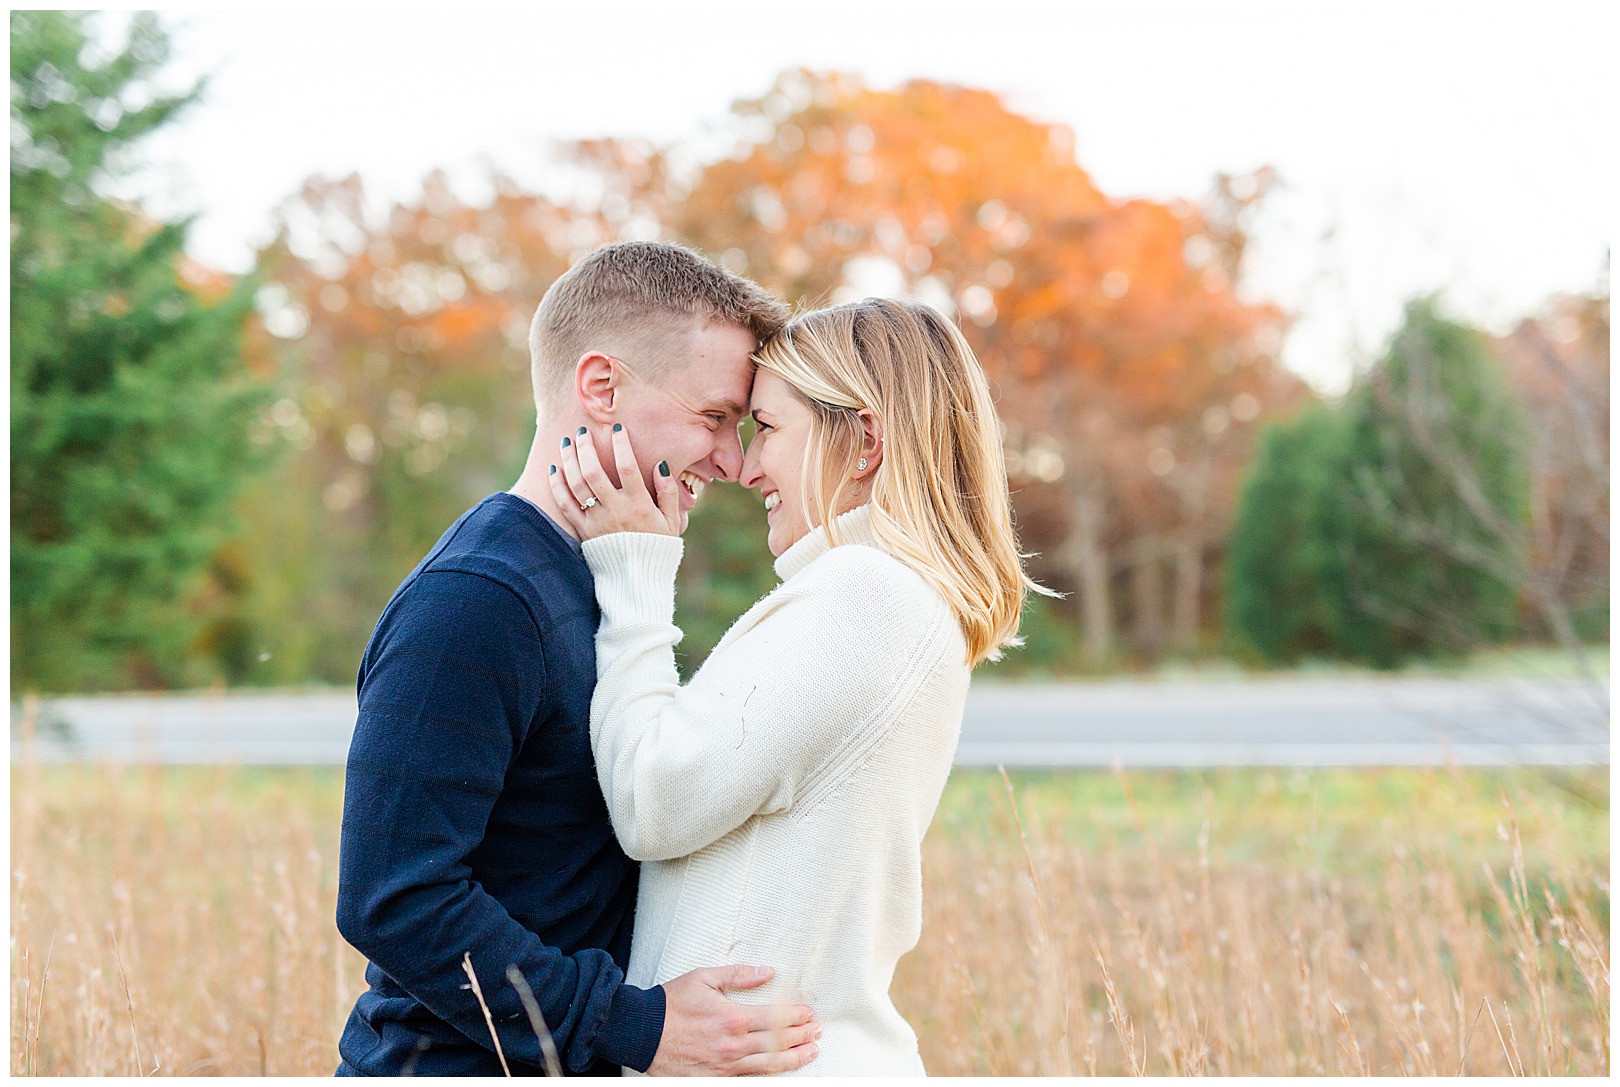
xmin=772 ymin=503 xmax=882 ymax=582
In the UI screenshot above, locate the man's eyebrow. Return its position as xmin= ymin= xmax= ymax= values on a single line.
xmin=708 ymin=399 xmax=747 ymax=417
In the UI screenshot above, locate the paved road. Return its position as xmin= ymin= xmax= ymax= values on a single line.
xmin=11 ymin=677 xmax=1607 ymax=767
xmin=954 ymin=677 xmax=1607 ymax=767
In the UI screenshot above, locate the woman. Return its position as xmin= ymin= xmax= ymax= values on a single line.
xmin=546 ymin=298 xmax=1043 ymax=1075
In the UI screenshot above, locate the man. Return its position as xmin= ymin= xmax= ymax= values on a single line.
xmin=335 ymin=242 xmax=819 ymax=1076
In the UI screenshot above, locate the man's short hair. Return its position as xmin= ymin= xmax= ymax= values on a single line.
xmin=527 ymin=241 xmax=789 ymax=412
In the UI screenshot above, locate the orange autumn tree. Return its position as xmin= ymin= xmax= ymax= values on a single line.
xmin=582 ymin=71 xmax=1302 ymax=664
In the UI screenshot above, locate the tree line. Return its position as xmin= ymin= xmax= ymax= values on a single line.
xmin=10 ymin=12 xmax=1609 ymax=693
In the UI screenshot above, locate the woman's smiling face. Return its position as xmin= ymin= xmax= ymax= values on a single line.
xmin=739 ymin=369 xmax=818 ymax=557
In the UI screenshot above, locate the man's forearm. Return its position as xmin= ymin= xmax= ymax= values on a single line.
xmin=337 ymin=870 xmax=664 ymax=1072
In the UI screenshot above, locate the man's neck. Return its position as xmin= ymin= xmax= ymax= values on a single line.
xmin=510 ymin=420 xmax=581 ymax=540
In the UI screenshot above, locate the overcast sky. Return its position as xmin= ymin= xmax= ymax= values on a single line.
xmin=103 ymin=1 xmax=1613 ymax=392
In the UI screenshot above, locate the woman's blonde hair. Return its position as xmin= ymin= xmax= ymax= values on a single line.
xmin=753 ymin=298 xmax=1047 ymax=668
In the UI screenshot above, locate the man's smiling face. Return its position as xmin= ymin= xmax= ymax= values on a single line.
xmin=611 ymin=317 xmax=757 ymax=511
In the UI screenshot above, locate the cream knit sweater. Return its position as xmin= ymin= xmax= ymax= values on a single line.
xmin=579 ymin=504 xmax=968 ymax=1077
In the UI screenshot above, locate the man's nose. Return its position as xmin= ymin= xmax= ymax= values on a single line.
xmin=712 ymin=427 xmax=745 ymax=483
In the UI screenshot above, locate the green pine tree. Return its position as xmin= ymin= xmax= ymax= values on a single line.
xmin=11 ymin=11 xmax=267 ymax=691
xmin=1336 ymin=297 xmax=1529 ymax=664
xmin=1222 ymin=402 xmax=1356 ymax=663
xmin=1224 ymin=298 xmax=1530 ymax=669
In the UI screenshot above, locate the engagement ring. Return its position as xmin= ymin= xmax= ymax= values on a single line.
xmin=581 ymin=496 xmax=598 ymax=510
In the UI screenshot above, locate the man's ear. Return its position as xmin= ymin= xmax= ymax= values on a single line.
xmin=856 ymin=408 xmax=885 ymax=473
xmin=575 ymin=352 xmax=621 ymax=424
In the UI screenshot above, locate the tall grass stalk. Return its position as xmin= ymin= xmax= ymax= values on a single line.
xmin=461 ymin=953 xmax=511 ymax=1076
xmin=506 ymin=965 xmax=564 ymax=1076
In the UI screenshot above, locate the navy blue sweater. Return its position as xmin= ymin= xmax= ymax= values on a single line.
xmin=334 ymin=493 xmax=665 ymax=1076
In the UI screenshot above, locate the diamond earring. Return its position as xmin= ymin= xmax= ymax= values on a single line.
xmin=857 ymin=457 xmax=868 ymax=471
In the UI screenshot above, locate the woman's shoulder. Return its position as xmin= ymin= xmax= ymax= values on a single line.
xmin=793 ymin=542 xmax=946 ymax=625
xmin=799 ymin=539 xmax=914 ymax=583
xmin=709 ymin=540 xmax=965 ymax=687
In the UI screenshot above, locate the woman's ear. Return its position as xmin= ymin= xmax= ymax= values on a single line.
xmin=856 ymin=408 xmax=885 ymax=474
xmin=575 ymin=352 xmax=620 ymax=424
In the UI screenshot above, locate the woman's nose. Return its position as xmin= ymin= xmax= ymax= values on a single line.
xmin=739 ymin=439 xmax=763 ymax=489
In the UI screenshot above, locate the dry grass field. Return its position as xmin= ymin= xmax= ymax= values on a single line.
xmin=10 ymin=751 xmax=1609 ymax=1076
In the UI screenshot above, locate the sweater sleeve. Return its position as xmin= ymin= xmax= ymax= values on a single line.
xmin=581 ymin=532 xmax=944 ymax=862
xmin=336 ymin=569 xmax=664 ymax=1074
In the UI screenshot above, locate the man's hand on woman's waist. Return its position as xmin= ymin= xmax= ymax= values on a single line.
xmin=650 ymin=965 xmax=821 ymax=1076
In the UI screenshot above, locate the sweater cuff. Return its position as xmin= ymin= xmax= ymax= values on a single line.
xmin=594 ymin=982 xmax=667 ymax=1073
xmin=581 ymin=532 xmax=685 ymax=625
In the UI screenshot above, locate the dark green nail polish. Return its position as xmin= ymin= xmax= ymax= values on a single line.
xmin=577 ymin=426 xmax=587 ymax=436
xmin=613 ymin=423 xmax=622 ymax=433
xmin=549 ymin=464 xmax=556 ymax=475
xmin=658 ymin=461 xmax=670 ymax=477
xmin=562 ymin=436 xmax=570 ymax=448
